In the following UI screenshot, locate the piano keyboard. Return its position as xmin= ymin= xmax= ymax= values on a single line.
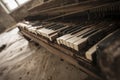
xmin=57 ymin=22 xmax=118 ymax=51
xmin=17 ymin=21 xmax=119 ymax=62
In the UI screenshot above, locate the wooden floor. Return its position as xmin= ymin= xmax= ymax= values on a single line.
xmin=0 ymin=28 xmax=94 ymax=80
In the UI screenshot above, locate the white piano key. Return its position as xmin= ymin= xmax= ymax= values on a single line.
xmin=85 ymin=44 xmax=97 ymax=61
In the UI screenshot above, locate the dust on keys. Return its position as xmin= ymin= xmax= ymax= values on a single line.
xmin=17 ymin=21 xmax=72 ymax=41
xmin=57 ymin=22 xmax=119 ymax=52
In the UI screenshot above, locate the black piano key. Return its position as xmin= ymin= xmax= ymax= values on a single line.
xmin=47 ymin=24 xmax=59 ymax=29
xmin=81 ymin=29 xmax=98 ymax=38
xmin=53 ymin=24 xmax=65 ymax=30
xmin=48 ymin=24 xmax=64 ymax=30
xmin=65 ymin=25 xmax=84 ymax=34
xmin=45 ymin=23 xmax=58 ymax=28
xmin=60 ymin=26 xmax=74 ymax=34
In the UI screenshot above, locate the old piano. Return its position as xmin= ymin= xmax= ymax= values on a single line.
xmin=17 ymin=0 xmax=120 ymax=80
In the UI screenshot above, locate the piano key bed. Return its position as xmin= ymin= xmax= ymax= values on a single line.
xmin=17 ymin=21 xmax=120 ymax=80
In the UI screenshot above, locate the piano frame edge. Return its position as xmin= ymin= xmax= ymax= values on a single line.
xmin=19 ymin=29 xmax=105 ymax=80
